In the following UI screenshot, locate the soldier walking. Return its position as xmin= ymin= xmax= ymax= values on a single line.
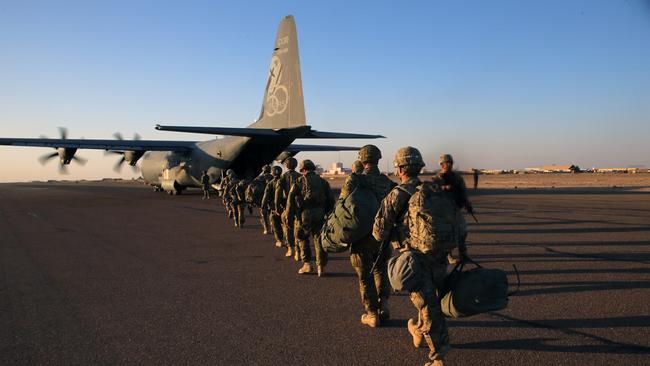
xmin=249 ymin=165 xmax=274 ymax=234
xmin=226 ymin=170 xmax=246 ymax=228
xmin=340 ymin=146 xmax=396 ymax=328
xmin=435 ymin=154 xmax=474 ymax=265
xmin=287 ymin=159 xmax=334 ymax=276
xmin=274 ymin=157 xmax=301 ymax=259
xmin=373 ymin=147 xmax=460 ymax=366
xmin=221 ymin=169 xmax=234 ymax=219
xmin=262 ymin=166 xmax=284 ymax=247
xmin=201 ymin=170 xmax=211 ymax=199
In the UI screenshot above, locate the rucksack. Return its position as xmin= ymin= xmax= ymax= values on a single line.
xmin=405 ymin=181 xmax=459 ymax=254
xmin=245 ymin=177 xmax=266 ymax=206
xmin=320 ymin=185 xmax=380 ymax=253
xmin=441 ymin=258 xmax=519 ymax=318
xmin=302 ymin=173 xmax=326 ymax=206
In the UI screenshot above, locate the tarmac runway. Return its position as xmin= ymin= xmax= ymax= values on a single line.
xmin=1 ymin=181 xmax=649 ymax=365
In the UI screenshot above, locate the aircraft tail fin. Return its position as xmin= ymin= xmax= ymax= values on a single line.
xmin=251 ymin=15 xmax=305 ymax=129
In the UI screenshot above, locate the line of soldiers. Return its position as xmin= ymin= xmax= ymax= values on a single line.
xmin=206 ymin=146 xmax=474 ymax=366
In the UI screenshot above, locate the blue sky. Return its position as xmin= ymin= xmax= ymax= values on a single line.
xmin=1 ymin=0 xmax=649 ymax=181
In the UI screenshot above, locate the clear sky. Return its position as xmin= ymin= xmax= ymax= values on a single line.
xmin=1 ymin=0 xmax=649 ymax=182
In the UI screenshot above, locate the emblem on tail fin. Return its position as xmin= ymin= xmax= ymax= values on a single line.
xmin=265 ymin=55 xmax=289 ymax=117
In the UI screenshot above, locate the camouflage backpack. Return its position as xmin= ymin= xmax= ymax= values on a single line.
xmin=245 ymin=176 xmax=267 ymax=206
xmin=320 ymin=178 xmax=380 ymax=253
xmin=302 ymin=173 xmax=326 ymax=206
xmin=405 ymin=181 xmax=459 ymax=254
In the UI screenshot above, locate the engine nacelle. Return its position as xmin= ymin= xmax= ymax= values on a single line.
xmin=57 ymin=147 xmax=78 ymax=165
xmin=123 ymin=150 xmax=145 ymax=166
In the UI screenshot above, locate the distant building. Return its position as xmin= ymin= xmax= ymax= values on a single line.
xmin=324 ymin=162 xmax=351 ymax=175
xmin=524 ymin=164 xmax=580 ymax=173
xmin=593 ymin=167 xmax=647 ymax=173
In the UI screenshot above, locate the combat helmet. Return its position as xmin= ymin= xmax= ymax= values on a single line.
xmin=299 ymin=159 xmax=316 ymax=171
xmin=358 ymin=144 xmax=382 ymax=164
xmin=393 ymin=146 xmax=425 ymax=169
xmin=271 ymin=165 xmax=282 ymax=176
xmin=262 ymin=165 xmax=271 ymax=174
xmin=284 ymin=157 xmax=298 ymax=170
xmin=439 ymin=154 xmax=454 ymax=165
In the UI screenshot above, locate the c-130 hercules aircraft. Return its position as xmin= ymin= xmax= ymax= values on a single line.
xmin=0 ymin=15 xmax=382 ymax=195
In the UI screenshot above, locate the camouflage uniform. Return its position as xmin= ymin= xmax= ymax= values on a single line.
xmin=201 ymin=172 xmax=211 ymax=199
xmin=262 ymin=167 xmax=284 ymax=246
xmin=435 ymin=154 xmax=472 ymax=259
xmin=221 ymin=174 xmax=234 ymax=219
xmin=373 ymin=147 xmax=450 ymax=363
xmin=341 ymin=148 xmax=396 ymax=326
xmin=254 ymin=166 xmax=274 ymax=234
xmin=287 ymin=160 xmax=333 ymax=275
xmin=274 ymin=158 xmax=301 ymax=255
xmin=228 ymin=176 xmax=246 ymax=228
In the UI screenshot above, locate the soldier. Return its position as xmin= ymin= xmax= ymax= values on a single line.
xmin=341 ymin=146 xmax=396 ymax=328
xmin=274 ymin=157 xmax=301 ymax=258
xmin=250 ymin=165 xmax=274 ymax=234
xmin=262 ymin=166 xmax=284 ymax=247
xmin=373 ymin=147 xmax=456 ymax=365
xmin=351 ymin=160 xmax=364 ymax=174
xmin=436 ymin=154 xmax=474 ymax=265
xmin=339 ymin=160 xmax=364 ymax=198
xmin=201 ymin=170 xmax=211 ymax=199
xmin=227 ymin=171 xmax=246 ymax=228
xmin=221 ymin=169 xmax=235 ymax=219
xmin=288 ymin=159 xmax=334 ymax=276
xmin=472 ymin=168 xmax=479 ymax=190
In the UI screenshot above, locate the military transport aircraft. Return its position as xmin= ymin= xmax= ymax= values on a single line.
xmin=0 ymin=15 xmax=382 ymax=195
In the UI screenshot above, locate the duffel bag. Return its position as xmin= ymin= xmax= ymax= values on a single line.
xmin=441 ymin=258 xmax=519 ymax=318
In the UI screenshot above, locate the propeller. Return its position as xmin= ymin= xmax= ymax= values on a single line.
xmin=107 ymin=132 xmax=143 ymax=173
xmin=38 ymin=128 xmax=86 ymax=174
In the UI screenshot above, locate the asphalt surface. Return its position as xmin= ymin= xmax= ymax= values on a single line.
xmin=1 ymin=182 xmax=649 ymax=365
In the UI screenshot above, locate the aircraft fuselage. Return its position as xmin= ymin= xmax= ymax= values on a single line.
xmin=140 ymin=134 xmax=294 ymax=192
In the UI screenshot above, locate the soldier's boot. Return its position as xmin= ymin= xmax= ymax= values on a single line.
xmin=360 ymin=312 xmax=379 ymax=328
xmin=317 ymin=265 xmax=324 ymax=277
xmin=298 ymin=262 xmax=312 ymax=274
xmin=379 ymin=299 xmax=390 ymax=321
xmin=424 ymin=361 xmax=445 ymax=366
xmin=407 ymin=318 xmax=424 ymax=348
xmin=275 ymin=240 xmax=283 ymax=248
xmin=293 ymin=249 xmax=299 ymax=262
xmin=285 ymin=247 xmax=293 ymax=257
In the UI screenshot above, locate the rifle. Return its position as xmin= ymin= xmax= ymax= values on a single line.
xmin=470 ymin=211 xmax=479 ymax=224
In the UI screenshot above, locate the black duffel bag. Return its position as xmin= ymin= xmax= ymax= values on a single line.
xmin=440 ymin=257 xmax=519 ymax=318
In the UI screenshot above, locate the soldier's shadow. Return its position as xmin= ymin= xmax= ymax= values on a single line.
xmin=322 ymin=272 xmax=356 ymax=278
xmin=381 ymin=319 xmax=409 ymax=328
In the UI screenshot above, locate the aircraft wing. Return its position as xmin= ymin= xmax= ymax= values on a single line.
xmin=0 ymin=137 xmax=196 ymax=151
xmin=155 ymin=124 xmax=384 ymax=139
xmin=286 ymin=144 xmax=360 ymax=152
